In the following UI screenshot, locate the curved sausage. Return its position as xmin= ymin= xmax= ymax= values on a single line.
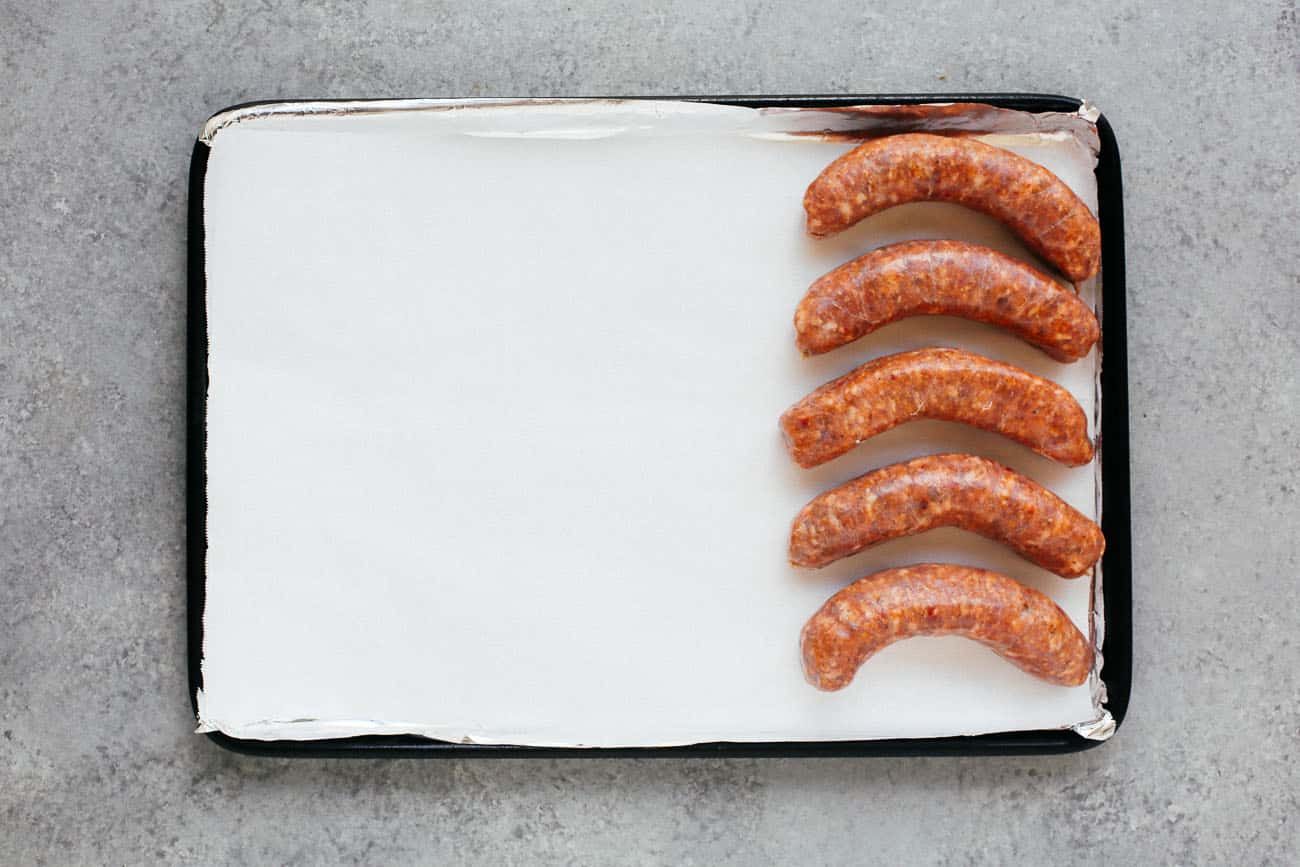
xmin=794 ymin=240 xmax=1099 ymax=362
xmin=803 ymin=134 xmax=1101 ymax=283
xmin=789 ymin=453 xmax=1104 ymax=577
xmin=779 ymin=348 xmax=1094 ymax=468
xmin=800 ymin=563 xmax=1092 ymax=690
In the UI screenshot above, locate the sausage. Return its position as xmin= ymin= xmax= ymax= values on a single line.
xmin=779 ymin=347 xmax=1094 ymax=468
xmin=789 ymin=453 xmax=1104 ymax=577
xmin=802 ymin=133 xmax=1101 ymax=283
xmin=800 ymin=563 xmax=1092 ymax=691
xmin=794 ymin=240 xmax=1099 ymax=362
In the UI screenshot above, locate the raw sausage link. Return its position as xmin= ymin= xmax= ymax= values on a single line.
xmin=800 ymin=563 xmax=1093 ymax=691
xmin=794 ymin=240 xmax=1100 ymax=362
xmin=803 ymin=134 xmax=1102 ymax=283
xmin=779 ymin=347 xmax=1094 ymax=468
xmin=789 ymin=453 xmax=1104 ymax=577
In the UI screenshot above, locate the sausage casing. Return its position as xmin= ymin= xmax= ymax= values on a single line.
xmin=794 ymin=240 xmax=1100 ymax=362
xmin=789 ymin=453 xmax=1104 ymax=577
xmin=779 ymin=348 xmax=1094 ymax=468
xmin=800 ymin=563 xmax=1092 ymax=690
xmin=803 ymin=134 xmax=1102 ymax=283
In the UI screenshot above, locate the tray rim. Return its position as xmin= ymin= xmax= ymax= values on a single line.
xmin=187 ymin=92 xmax=1131 ymax=758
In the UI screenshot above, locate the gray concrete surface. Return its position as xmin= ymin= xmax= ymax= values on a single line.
xmin=2 ymin=0 xmax=1297 ymax=863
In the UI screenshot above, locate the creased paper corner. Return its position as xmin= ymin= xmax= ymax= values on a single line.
xmin=1071 ymin=709 xmax=1116 ymax=741
xmin=1077 ymin=99 xmax=1102 ymax=123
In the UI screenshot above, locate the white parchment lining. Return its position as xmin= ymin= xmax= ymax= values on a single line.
xmin=197 ymin=99 xmax=1111 ymax=746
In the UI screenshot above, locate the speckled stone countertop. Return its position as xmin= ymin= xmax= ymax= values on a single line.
xmin=3 ymin=2 xmax=1297 ymax=863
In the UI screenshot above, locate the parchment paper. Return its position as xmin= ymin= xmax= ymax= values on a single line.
xmin=197 ymin=99 xmax=1105 ymax=746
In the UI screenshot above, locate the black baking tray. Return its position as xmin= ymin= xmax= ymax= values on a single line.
xmin=187 ymin=93 xmax=1131 ymax=758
